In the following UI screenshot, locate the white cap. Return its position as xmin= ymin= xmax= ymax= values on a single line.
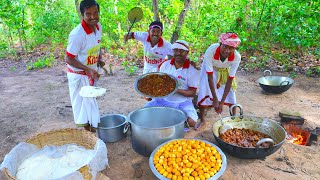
xmin=172 ymin=40 xmax=189 ymax=51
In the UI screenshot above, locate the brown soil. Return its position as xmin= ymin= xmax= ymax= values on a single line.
xmin=0 ymin=61 xmax=319 ymax=180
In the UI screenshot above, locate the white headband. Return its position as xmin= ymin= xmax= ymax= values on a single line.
xmin=222 ymin=38 xmax=241 ymax=42
xmin=172 ymin=40 xmax=189 ymax=51
xmin=149 ymin=25 xmax=162 ymax=30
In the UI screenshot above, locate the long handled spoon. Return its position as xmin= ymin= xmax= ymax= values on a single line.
xmin=218 ymin=113 xmax=232 ymax=135
xmin=125 ymin=7 xmax=143 ymax=44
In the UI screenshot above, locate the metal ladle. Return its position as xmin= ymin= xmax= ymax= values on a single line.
xmin=218 ymin=113 xmax=232 ymax=135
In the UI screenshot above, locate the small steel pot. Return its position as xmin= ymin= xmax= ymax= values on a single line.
xmin=212 ymin=105 xmax=286 ymax=159
xmin=97 ymin=114 xmax=129 ymax=143
xmin=127 ymin=107 xmax=187 ymax=157
xmin=257 ymin=70 xmax=294 ymax=94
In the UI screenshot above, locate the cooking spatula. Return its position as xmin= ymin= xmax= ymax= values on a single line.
xmin=125 ymin=7 xmax=143 ymax=44
xmin=218 ymin=113 xmax=232 ymax=135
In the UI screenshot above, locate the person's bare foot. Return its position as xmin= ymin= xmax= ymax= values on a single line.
xmin=184 ymin=118 xmax=197 ymax=132
xmin=194 ymin=119 xmax=206 ymax=130
xmin=89 ymin=128 xmax=96 ymax=133
xmin=84 ymin=125 xmax=96 ymax=132
xmin=187 ymin=118 xmax=196 ymax=127
xmin=84 ymin=125 xmax=90 ymax=131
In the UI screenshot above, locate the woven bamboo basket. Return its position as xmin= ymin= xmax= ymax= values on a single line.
xmin=4 ymin=128 xmax=98 ymax=180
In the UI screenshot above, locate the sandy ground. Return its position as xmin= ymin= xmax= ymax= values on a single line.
xmin=0 ymin=63 xmax=320 ymax=180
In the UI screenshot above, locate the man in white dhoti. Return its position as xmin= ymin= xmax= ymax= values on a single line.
xmin=145 ymin=40 xmax=200 ymax=129
xmin=65 ymin=0 xmax=104 ymax=132
xmin=197 ymin=32 xmax=241 ymax=127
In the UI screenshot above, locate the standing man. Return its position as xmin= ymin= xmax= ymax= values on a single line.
xmin=65 ymin=0 xmax=104 ymax=132
xmin=197 ymin=32 xmax=241 ymax=126
xmin=145 ymin=40 xmax=200 ymax=129
xmin=124 ymin=21 xmax=173 ymax=74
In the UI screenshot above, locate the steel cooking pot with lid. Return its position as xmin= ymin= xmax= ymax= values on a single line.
xmin=257 ymin=70 xmax=294 ymax=94
xmin=212 ymin=104 xmax=286 ymax=159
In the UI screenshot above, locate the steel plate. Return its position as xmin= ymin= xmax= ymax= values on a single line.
xmin=134 ymin=72 xmax=179 ymax=98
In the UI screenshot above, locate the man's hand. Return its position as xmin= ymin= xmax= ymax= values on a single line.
xmin=215 ymin=102 xmax=224 ymax=114
xmin=124 ymin=33 xmax=132 ymax=42
xmin=98 ymin=60 xmax=105 ymax=68
xmin=190 ymin=61 xmax=199 ymax=70
xmin=85 ymin=68 xmax=100 ymax=80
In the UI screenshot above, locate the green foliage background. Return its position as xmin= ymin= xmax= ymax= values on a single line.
xmin=0 ymin=0 xmax=319 ymax=74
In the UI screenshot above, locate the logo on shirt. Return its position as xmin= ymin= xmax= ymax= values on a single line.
xmin=177 ymin=75 xmax=186 ymax=81
xmin=155 ymin=52 xmax=163 ymax=55
xmin=145 ymin=52 xmax=163 ymax=65
xmin=145 ymin=56 xmax=163 ymax=64
xmin=87 ymin=45 xmax=100 ymax=65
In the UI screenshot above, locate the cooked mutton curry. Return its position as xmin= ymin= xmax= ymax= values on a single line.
xmin=219 ymin=128 xmax=273 ymax=148
xmin=137 ymin=74 xmax=176 ymax=97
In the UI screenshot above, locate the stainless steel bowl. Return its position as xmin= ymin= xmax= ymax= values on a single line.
xmin=134 ymin=72 xmax=179 ymax=98
xmin=149 ymin=139 xmax=227 ymax=180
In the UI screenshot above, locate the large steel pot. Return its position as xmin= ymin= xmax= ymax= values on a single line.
xmin=127 ymin=107 xmax=187 ymax=157
xmin=97 ymin=114 xmax=129 ymax=143
xmin=212 ymin=105 xmax=286 ymax=159
xmin=257 ymin=70 xmax=294 ymax=94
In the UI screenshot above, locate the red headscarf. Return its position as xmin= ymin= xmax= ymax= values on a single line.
xmin=219 ymin=33 xmax=241 ymax=48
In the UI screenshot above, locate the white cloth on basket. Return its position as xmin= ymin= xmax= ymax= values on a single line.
xmin=0 ymin=139 xmax=108 ymax=180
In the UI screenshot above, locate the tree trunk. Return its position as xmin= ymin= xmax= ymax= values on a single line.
xmin=17 ymin=27 xmax=24 ymax=52
xmin=152 ymin=0 xmax=160 ymax=21
xmin=170 ymin=0 xmax=191 ymax=44
xmin=5 ymin=26 xmax=13 ymax=54
xmin=255 ymin=0 xmax=268 ymax=32
xmin=114 ymin=0 xmax=121 ymax=36
xmin=75 ymin=0 xmax=82 ymax=21
xmin=21 ymin=6 xmax=28 ymax=52
xmin=14 ymin=20 xmax=24 ymax=53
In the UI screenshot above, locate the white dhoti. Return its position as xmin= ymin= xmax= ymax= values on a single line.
xmin=197 ymin=67 xmax=236 ymax=107
xmin=67 ymin=72 xmax=100 ymax=128
xmin=145 ymin=98 xmax=198 ymax=121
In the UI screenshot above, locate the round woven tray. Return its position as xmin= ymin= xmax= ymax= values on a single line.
xmin=4 ymin=128 xmax=98 ymax=180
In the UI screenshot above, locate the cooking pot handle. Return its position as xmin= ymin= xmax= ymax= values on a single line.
xmin=263 ymin=70 xmax=272 ymax=77
xmin=123 ymin=122 xmax=130 ymax=133
xmin=255 ymin=138 xmax=274 ymax=149
xmin=280 ymin=80 xmax=290 ymax=86
xmin=229 ymin=104 xmax=243 ymax=117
